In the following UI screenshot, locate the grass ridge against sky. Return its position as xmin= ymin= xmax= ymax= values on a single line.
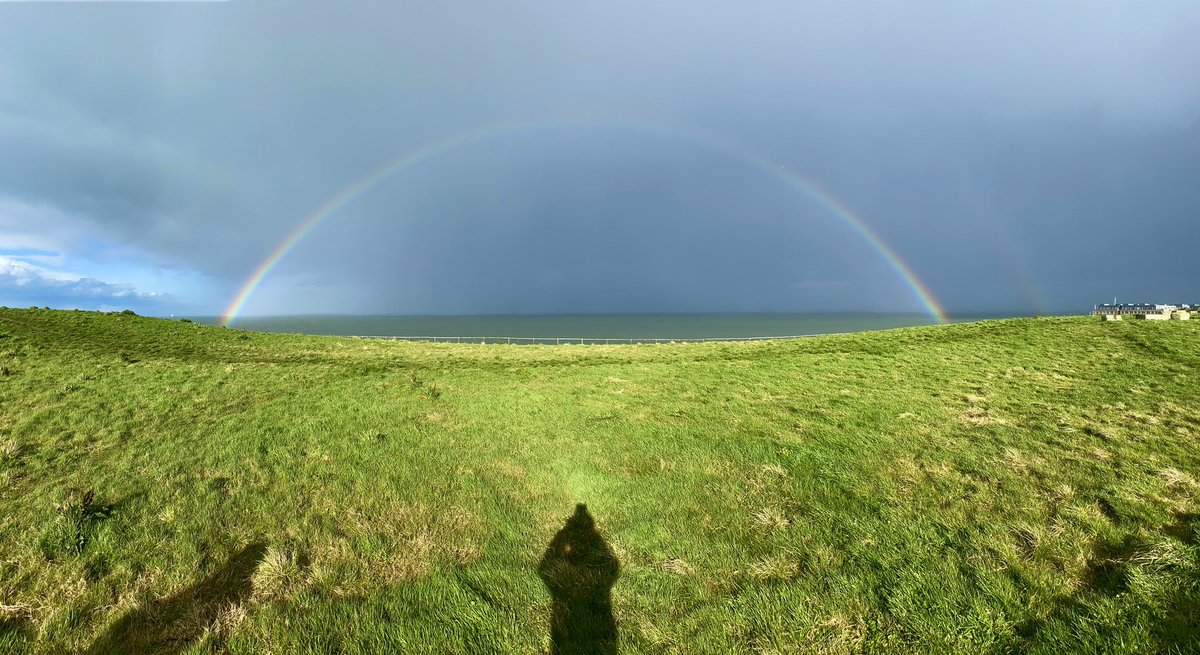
xmin=1 ymin=309 xmax=1198 ymax=653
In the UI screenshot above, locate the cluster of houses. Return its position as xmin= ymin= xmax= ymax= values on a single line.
xmin=1092 ymin=303 xmax=1193 ymax=321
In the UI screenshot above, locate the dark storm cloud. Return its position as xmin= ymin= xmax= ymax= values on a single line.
xmin=0 ymin=1 xmax=1197 ymax=315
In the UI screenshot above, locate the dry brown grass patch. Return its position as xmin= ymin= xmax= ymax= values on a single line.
xmin=208 ymin=601 xmax=248 ymax=642
xmin=1123 ymin=410 xmax=1159 ymax=425
xmin=805 ymin=614 xmax=868 ymax=654
xmin=454 ymin=543 xmax=482 ymax=567
xmin=0 ymin=602 xmax=32 ymax=621
xmin=660 ymin=558 xmax=694 ymax=576
xmin=418 ymin=411 xmax=446 ymax=426
xmin=1157 ymin=468 xmax=1199 ymax=490
xmin=958 ymin=406 xmax=1009 ymax=426
xmin=327 ymin=500 xmax=478 ymax=586
xmin=252 ymin=545 xmax=307 ymax=601
xmin=381 ymin=530 xmax=435 ymax=582
xmin=761 ymin=463 xmax=787 ymax=477
xmin=752 ymin=507 xmax=791 ymax=531
xmin=635 ymin=615 xmax=672 ymax=647
xmin=748 ymin=556 xmax=799 ymax=581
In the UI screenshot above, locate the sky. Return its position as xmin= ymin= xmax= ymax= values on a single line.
xmin=1 ymin=1 xmax=1197 ymax=319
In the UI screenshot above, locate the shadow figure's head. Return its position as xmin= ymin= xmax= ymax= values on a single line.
xmin=570 ymin=503 xmax=594 ymax=530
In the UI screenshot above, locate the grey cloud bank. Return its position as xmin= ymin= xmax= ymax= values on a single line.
xmin=0 ymin=2 xmax=1197 ymax=316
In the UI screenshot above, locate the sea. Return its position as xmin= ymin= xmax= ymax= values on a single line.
xmin=192 ymin=313 xmax=1036 ymax=344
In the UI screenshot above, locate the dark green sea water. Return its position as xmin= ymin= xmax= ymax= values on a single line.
xmin=196 ymin=313 xmax=1032 ymax=343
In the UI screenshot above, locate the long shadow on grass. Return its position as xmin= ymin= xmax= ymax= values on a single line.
xmin=0 ymin=611 xmax=32 ymax=653
xmin=86 ymin=541 xmax=267 ymax=655
xmin=1015 ymin=515 xmax=1200 ymax=651
xmin=539 ymin=504 xmax=620 ymax=655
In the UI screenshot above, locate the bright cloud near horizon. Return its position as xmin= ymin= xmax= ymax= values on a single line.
xmin=1 ymin=2 xmax=1197 ymax=318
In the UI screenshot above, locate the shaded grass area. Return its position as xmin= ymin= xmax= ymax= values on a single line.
xmin=0 ymin=308 xmax=1198 ymax=653
xmin=85 ymin=542 xmax=267 ymax=655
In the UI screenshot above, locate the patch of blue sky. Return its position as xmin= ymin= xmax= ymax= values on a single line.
xmin=0 ymin=239 xmax=217 ymax=316
xmin=0 ymin=194 xmax=219 ymax=313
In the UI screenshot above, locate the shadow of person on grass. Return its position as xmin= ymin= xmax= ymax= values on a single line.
xmin=0 ymin=611 xmax=32 ymax=653
xmin=538 ymin=504 xmax=620 ymax=655
xmin=86 ymin=541 xmax=267 ymax=655
xmin=1015 ymin=516 xmax=1200 ymax=651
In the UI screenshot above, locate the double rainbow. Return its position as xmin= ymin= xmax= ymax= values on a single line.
xmin=223 ymin=120 xmax=949 ymax=326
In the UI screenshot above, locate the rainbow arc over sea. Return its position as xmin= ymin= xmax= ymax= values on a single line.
xmin=222 ymin=119 xmax=949 ymax=326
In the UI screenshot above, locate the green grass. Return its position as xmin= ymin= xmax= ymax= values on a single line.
xmin=1 ymin=308 xmax=1198 ymax=654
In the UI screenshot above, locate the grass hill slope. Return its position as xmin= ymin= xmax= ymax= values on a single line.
xmin=1 ymin=308 xmax=1198 ymax=654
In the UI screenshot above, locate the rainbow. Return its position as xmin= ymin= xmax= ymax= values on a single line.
xmin=222 ymin=120 xmax=949 ymax=325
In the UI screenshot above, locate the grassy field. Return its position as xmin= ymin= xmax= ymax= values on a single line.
xmin=1 ymin=308 xmax=1197 ymax=654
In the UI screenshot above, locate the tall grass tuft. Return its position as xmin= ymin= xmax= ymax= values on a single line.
xmin=38 ymin=489 xmax=111 ymax=560
xmin=252 ymin=545 xmax=308 ymax=601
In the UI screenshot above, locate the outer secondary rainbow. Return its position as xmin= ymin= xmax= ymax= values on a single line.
xmin=222 ymin=120 xmax=950 ymax=326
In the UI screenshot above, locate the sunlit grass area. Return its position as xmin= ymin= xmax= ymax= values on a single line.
xmin=1 ymin=308 xmax=1197 ymax=653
